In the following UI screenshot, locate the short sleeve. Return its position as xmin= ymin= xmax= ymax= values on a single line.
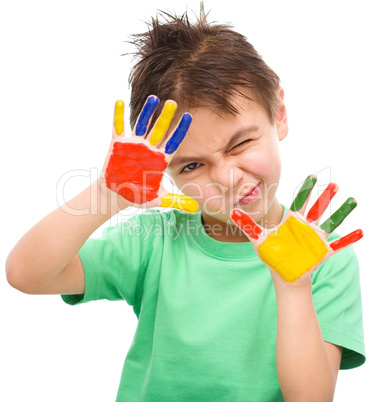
xmin=61 ymin=211 xmax=157 ymax=315
xmin=311 ymin=234 xmax=366 ymax=370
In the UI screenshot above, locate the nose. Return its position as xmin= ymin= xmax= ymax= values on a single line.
xmin=209 ymin=161 xmax=244 ymax=193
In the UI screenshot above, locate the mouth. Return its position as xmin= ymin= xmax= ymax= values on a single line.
xmin=237 ymin=183 xmax=261 ymax=206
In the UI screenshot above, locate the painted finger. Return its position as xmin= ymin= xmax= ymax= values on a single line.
xmin=290 ymin=174 xmax=317 ymax=213
xmin=329 ymin=229 xmax=364 ymax=251
xmin=306 ymin=183 xmax=339 ymax=223
xmin=230 ymin=208 xmax=262 ymax=240
xmin=135 ymin=95 xmax=160 ymax=137
xmin=320 ymin=197 xmax=357 ymax=234
xmin=164 ymin=113 xmax=193 ymax=154
xmin=113 ymin=100 xmax=125 ymax=136
xmin=160 ymin=193 xmax=199 ymax=213
xmin=149 ymin=101 xmax=177 ymax=146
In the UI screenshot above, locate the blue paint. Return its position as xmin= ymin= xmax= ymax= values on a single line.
xmin=135 ymin=96 xmax=160 ymax=136
xmin=165 ymin=113 xmax=192 ymax=154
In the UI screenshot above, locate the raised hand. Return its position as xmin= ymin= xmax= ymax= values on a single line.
xmin=101 ymin=96 xmax=198 ymax=213
xmin=230 ymin=175 xmax=363 ymax=285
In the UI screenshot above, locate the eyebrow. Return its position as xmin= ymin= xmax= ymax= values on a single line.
xmin=168 ymin=125 xmax=261 ymax=169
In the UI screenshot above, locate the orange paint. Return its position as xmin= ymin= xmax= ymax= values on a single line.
xmin=231 ymin=209 xmax=261 ymax=239
xmin=330 ymin=229 xmax=363 ymax=251
xmin=105 ymin=142 xmax=168 ymax=204
xmin=306 ymin=183 xmax=338 ymax=222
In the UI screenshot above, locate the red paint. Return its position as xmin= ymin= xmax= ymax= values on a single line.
xmin=105 ymin=142 xmax=168 ymax=204
xmin=306 ymin=183 xmax=338 ymax=222
xmin=330 ymin=229 xmax=363 ymax=251
xmin=231 ymin=209 xmax=262 ymax=240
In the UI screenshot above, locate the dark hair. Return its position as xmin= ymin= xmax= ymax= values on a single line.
xmin=128 ymin=5 xmax=282 ymax=129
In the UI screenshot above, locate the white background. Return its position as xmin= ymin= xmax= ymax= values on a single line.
xmin=1 ymin=0 xmax=385 ymax=400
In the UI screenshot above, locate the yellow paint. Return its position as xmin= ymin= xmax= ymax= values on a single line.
xmin=149 ymin=101 xmax=177 ymax=145
xmin=114 ymin=100 xmax=124 ymax=135
xmin=257 ymin=216 xmax=328 ymax=282
xmin=161 ymin=193 xmax=199 ymax=213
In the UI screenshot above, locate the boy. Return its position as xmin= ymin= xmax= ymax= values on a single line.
xmin=6 ymin=7 xmax=365 ymax=401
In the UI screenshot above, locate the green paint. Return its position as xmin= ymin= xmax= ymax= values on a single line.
xmin=290 ymin=175 xmax=317 ymax=212
xmin=320 ymin=197 xmax=357 ymax=233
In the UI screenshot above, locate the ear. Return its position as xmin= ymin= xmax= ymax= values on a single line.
xmin=276 ymin=88 xmax=288 ymax=141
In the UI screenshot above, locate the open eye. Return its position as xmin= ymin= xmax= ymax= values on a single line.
xmin=180 ymin=162 xmax=202 ymax=174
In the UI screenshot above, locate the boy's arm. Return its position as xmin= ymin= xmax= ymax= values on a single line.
xmin=231 ymin=175 xmax=363 ymax=400
xmin=6 ymin=179 xmax=121 ymax=295
xmin=273 ymin=277 xmax=342 ymax=401
xmin=6 ymin=97 xmax=193 ymax=295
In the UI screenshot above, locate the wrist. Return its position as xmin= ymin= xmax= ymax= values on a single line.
xmin=270 ymin=269 xmax=313 ymax=298
xmin=273 ymin=276 xmax=314 ymax=325
xmin=97 ymin=177 xmax=134 ymax=216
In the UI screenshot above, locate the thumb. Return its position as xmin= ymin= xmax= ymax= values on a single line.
xmin=160 ymin=192 xmax=199 ymax=213
xmin=147 ymin=181 xmax=199 ymax=213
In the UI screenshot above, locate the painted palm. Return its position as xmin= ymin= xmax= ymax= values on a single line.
xmin=103 ymin=97 xmax=198 ymax=213
xmin=231 ymin=175 xmax=363 ymax=283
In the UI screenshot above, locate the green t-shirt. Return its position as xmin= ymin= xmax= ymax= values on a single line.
xmin=62 ymin=206 xmax=365 ymax=401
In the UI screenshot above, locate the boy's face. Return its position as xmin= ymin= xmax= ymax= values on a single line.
xmin=167 ymin=92 xmax=288 ymax=232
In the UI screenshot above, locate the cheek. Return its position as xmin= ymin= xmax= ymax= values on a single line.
xmin=243 ymin=144 xmax=281 ymax=180
xmin=172 ymin=175 xmax=206 ymax=201
xmin=172 ymin=175 xmax=219 ymax=210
